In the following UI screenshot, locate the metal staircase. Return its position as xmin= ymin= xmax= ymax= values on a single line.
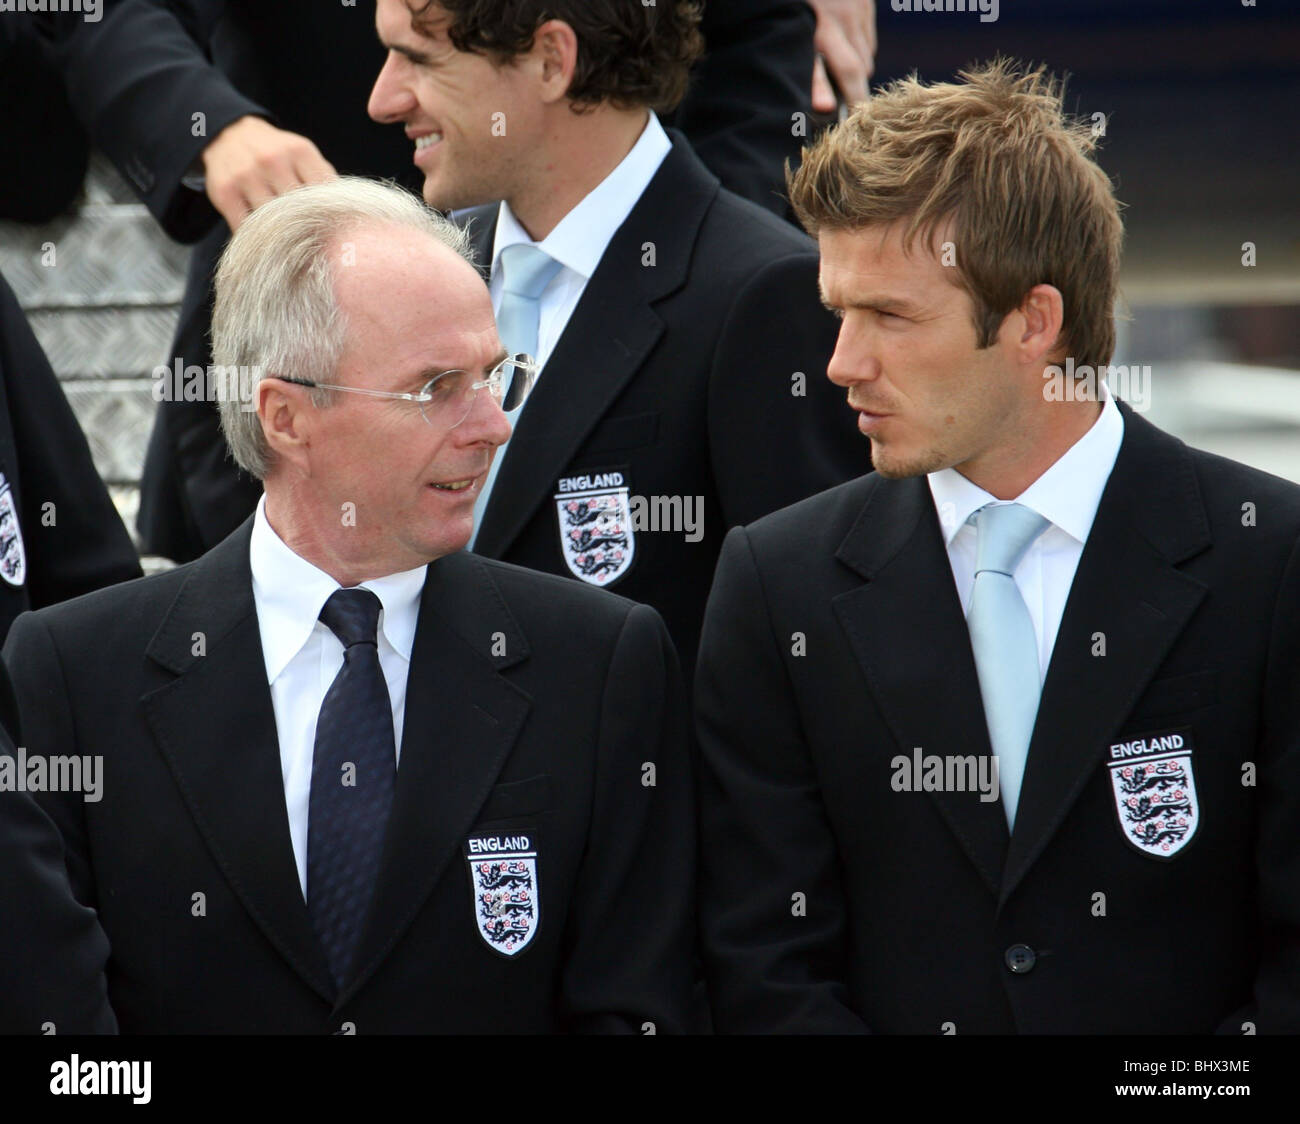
xmin=0 ymin=152 xmax=187 ymax=569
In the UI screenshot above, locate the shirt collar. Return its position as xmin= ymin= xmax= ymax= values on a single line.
xmin=490 ymin=110 xmax=671 ymax=283
xmin=249 ymin=494 xmax=427 ymax=683
xmin=927 ymin=389 xmax=1125 ymax=546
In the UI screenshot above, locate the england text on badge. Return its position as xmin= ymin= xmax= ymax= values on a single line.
xmin=553 ymin=470 xmax=635 ymax=587
xmin=0 ymin=472 xmax=26 ymax=588
xmin=464 ymin=834 xmax=540 ymax=957
xmin=1106 ymin=728 xmax=1199 ymax=859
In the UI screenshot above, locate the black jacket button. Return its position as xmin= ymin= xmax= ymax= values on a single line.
xmin=1005 ymin=944 xmax=1037 ymax=974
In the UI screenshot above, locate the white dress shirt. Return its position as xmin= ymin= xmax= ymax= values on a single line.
xmin=249 ymin=495 xmax=427 ymax=898
xmin=488 ymin=110 xmax=672 ymax=375
xmin=927 ymin=391 xmax=1125 ymax=687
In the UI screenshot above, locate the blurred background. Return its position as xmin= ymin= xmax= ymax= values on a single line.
xmin=1 ymin=0 xmax=1297 ymax=548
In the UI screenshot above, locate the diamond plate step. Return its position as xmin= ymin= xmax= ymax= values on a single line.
xmin=4 ymin=152 xmax=188 ymax=512
xmin=62 ymin=379 xmax=158 ymax=485
xmin=0 ymin=206 xmax=189 ymax=309
xmin=26 ymin=306 xmax=179 ymax=379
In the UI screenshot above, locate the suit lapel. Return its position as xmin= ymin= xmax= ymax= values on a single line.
xmin=471 ymin=133 xmax=718 ymax=559
xmin=1000 ymin=407 xmax=1212 ymax=906
xmin=141 ymin=520 xmax=336 ymax=1003
xmin=144 ymin=530 xmax=534 ymax=1007
xmin=341 ymin=552 xmax=532 ymax=1003
xmin=833 ymin=477 xmax=1010 ymax=897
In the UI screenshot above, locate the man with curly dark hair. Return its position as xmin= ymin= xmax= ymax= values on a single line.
xmin=369 ymin=0 xmax=867 ymax=683
xmin=411 ymin=0 xmax=704 ymax=113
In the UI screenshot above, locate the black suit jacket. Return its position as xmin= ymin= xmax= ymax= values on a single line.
xmin=3 ymin=522 xmax=694 ymax=1033
xmin=0 ymin=17 xmax=88 ymax=223
xmin=672 ymin=0 xmax=817 ymax=218
xmin=463 ymin=133 xmax=867 ymax=680
xmin=0 ymin=273 xmax=141 ymax=645
xmin=696 ymin=404 xmax=1300 ymax=1033
xmin=37 ymin=0 xmax=821 ymax=560
xmin=0 ymin=662 xmax=116 ymax=1035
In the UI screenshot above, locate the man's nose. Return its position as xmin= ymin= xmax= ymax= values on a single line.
xmin=368 ymin=53 xmax=415 ymax=124
xmin=456 ymin=386 xmax=514 ymax=449
xmin=826 ymin=321 xmax=881 ymax=388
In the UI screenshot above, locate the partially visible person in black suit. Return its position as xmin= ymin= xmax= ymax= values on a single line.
xmin=0 ymin=272 xmax=141 ymax=645
xmin=0 ymin=17 xmax=89 ymax=223
xmin=368 ymin=0 xmax=865 ymax=679
xmin=0 ymin=656 xmax=116 ymax=1035
xmin=680 ymin=0 xmax=821 ymax=215
xmin=696 ymin=60 xmax=1300 ymax=1033
xmin=36 ymin=0 xmax=835 ymax=562
xmin=4 ymin=178 xmax=693 ymax=1033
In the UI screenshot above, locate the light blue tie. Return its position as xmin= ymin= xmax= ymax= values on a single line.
xmin=966 ymin=502 xmax=1050 ymax=828
xmin=469 ymin=243 xmax=562 ymax=550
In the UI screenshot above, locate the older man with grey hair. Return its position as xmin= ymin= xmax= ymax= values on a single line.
xmin=2 ymin=176 xmax=695 ymax=1034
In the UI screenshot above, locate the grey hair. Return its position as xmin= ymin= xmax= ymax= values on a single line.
xmin=212 ymin=176 xmax=475 ymax=479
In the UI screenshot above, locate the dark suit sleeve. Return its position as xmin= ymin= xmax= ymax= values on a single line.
xmin=1250 ymin=530 xmax=1300 ymax=1032
xmin=2 ymin=612 xmax=96 ymax=909
xmin=696 ymin=527 xmax=867 ymax=1032
xmin=0 ymin=18 xmax=89 ymax=223
xmin=708 ymin=251 xmax=869 ymax=527
xmin=0 ymin=278 xmax=140 ymax=635
xmin=36 ymin=0 xmax=268 ymax=242
xmin=559 ymin=603 xmax=695 ymax=1033
xmin=0 ymin=660 xmax=115 ymax=1034
xmin=675 ymin=1 xmax=815 ymax=217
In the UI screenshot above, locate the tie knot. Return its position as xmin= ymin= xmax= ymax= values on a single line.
xmin=498 ymin=243 xmax=562 ymax=299
xmin=972 ymin=502 xmax=1049 ymax=577
xmin=319 ymin=588 xmax=382 ymax=648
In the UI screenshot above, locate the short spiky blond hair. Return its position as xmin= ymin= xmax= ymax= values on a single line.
xmin=789 ymin=58 xmax=1124 ymax=370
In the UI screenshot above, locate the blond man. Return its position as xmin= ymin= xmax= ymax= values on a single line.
xmin=4 ymin=178 xmax=694 ymax=1033
xmin=696 ymin=60 xmax=1300 ymax=1034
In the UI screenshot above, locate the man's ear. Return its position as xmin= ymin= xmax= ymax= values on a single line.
xmin=533 ymin=19 xmax=578 ymax=105
xmin=258 ymin=377 xmax=313 ymax=473
xmin=1012 ymin=283 xmax=1066 ymax=367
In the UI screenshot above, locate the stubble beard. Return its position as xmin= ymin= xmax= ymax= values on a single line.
xmin=422 ymin=146 xmax=516 ymax=216
xmin=868 ymin=435 xmax=954 ymax=480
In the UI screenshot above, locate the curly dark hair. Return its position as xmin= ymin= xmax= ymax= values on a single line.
xmin=407 ymin=0 xmax=704 ymax=112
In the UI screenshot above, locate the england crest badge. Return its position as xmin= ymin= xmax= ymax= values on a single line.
xmin=0 ymin=472 xmax=26 ymax=588
xmin=1106 ymin=728 xmax=1199 ymax=858
xmin=465 ymin=833 xmax=540 ymax=957
xmin=553 ymin=469 xmax=634 ymax=587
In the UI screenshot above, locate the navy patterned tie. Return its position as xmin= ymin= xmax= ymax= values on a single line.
xmin=307 ymin=588 xmax=397 ymax=990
